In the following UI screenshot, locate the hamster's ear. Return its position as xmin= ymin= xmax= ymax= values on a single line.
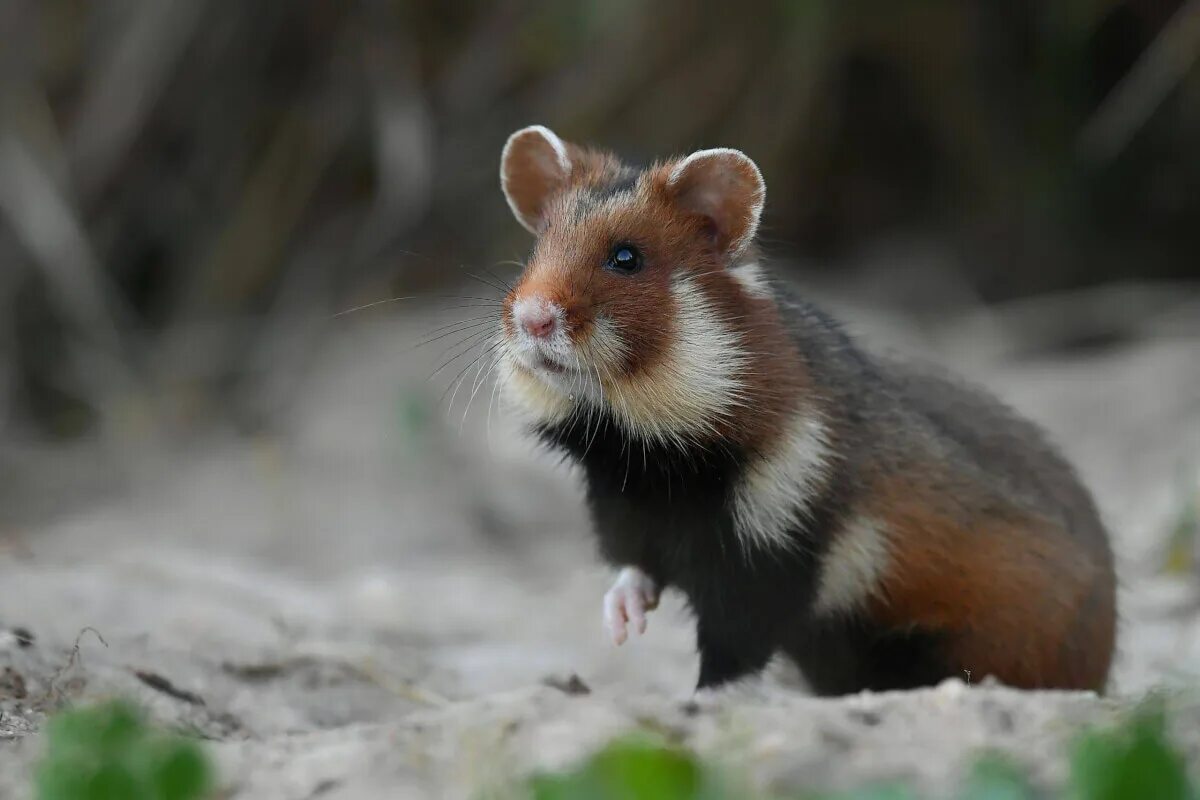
xmin=665 ymin=148 xmax=764 ymax=257
xmin=500 ymin=125 xmax=573 ymax=234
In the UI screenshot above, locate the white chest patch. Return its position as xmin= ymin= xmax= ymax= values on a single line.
xmin=730 ymin=412 xmax=833 ymax=551
xmin=813 ymin=516 xmax=891 ymax=615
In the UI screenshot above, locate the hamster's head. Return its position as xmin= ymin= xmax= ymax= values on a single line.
xmin=496 ymin=125 xmax=775 ymax=448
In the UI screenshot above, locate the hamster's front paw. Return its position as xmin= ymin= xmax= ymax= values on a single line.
xmin=603 ymin=566 xmax=659 ymax=645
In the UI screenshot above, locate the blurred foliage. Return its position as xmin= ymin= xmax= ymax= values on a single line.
xmin=528 ymin=737 xmax=724 ymax=800
xmin=35 ymin=701 xmax=214 ymax=800
xmin=1163 ymin=467 xmax=1199 ymax=576
xmin=22 ymin=687 xmax=1197 ymax=800
xmin=518 ymin=705 xmax=1195 ymax=800
xmin=0 ymin=0 xmax=1198 ymax=437
xmin=1068 ymin=705 xmax=1192 ymax=800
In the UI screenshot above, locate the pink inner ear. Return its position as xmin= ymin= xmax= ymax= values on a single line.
xmin=668 ymin=150 xmax=764 ymax=255
xmin=502 ymin=129 xmax=570 ymax=233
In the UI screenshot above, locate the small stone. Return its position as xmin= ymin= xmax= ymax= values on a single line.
xmin=541 ymin=673 xmax=591 ymax=696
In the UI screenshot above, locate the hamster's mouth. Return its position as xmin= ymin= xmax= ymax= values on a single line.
xmin=537 ymin=355 xmax=567 ymax=374
xmin=511 ymin=346 xmax=574 ymax=377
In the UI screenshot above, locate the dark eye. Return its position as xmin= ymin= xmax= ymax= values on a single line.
xmin=605 ymin=244 xmax=642 ymax=275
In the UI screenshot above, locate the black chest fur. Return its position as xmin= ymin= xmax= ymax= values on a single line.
xmin=535 ymin=410 xmax=952 ymax=694
xmin=536 ymin=412 xmax=833 ymax=686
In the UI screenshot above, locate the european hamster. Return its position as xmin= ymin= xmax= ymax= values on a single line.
xmin=493 ymin=125 xmax=1116 ymax=695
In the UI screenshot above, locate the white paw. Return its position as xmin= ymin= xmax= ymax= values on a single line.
xmin=603 ymin=566 xmax=660 ymax=646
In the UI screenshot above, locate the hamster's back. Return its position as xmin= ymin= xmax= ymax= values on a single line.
xmin=880 ymin=357 xmax=1111 ymax=558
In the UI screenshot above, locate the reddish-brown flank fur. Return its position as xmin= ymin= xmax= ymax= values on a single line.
xmin=866 ymin=477 xmax=1115 ymax=690
xmin=506 ymin=147 xmax=807 ymax=452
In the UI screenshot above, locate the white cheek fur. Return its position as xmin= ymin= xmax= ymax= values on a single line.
xmin=500 ymin=277 xmax=751 ymax=450
xmin=497 ymin=311 xmax=616 ymax=427
xmin=729 ymin=262 xmax=773 ymax=301
xmin=601 ymin=275 xmax=750 ymax=448
xmin=497 ymin=350 xmax=573 ymax=425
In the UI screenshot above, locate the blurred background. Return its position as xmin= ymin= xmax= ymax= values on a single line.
xmin=0 ymin=2 xmax=1198 ymax=606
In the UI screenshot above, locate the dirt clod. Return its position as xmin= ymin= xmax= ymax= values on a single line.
xmin=541 ymin=673 xmax=591 ymax=696
xmin=134 ymin=670 xmax=206 ymax=706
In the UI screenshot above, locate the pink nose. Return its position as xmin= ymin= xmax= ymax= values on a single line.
xmin=519 ymin=308 xmax=558 ymax=339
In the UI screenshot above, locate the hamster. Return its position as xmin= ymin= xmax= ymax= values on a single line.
xmin=493 ymin=124 xmax=1116 ymax=695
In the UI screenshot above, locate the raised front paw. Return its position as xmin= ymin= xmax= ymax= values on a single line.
xmin=603 ymin=566 xmax=660 ymax=646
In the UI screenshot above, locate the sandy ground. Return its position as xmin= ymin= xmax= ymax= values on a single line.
xmin=1 ymin=288 xmax=1199 ymax=799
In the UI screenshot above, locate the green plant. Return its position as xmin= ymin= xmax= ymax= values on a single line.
xmin=35 ymin=701 xmax=214 ymax=800
xmin=1069 ymin=705 xmax=1193 ymax=800
xmin=528 ymin=736 xmax=723 ymax=800
xmin=520 ymin=705 xmax=1197 ymax=800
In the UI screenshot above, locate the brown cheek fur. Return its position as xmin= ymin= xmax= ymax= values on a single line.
xmin=507 ymin=155 xmax=810 ymax=453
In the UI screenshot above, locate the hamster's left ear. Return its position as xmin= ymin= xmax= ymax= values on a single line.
xmin=500 ymin=125 xmax=573 ymax=234
xmin=665 ymin=148 xmax=765 ymax=258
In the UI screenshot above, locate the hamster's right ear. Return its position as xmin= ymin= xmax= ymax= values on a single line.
xmin=500 ymin=125 xmax=573 ymax=234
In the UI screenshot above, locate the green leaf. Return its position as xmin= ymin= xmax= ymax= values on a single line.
xmin=1068 ymin=708 xmax=1192 ymax=800
xmin=529 ymin=737 xmax=707 ymax=800
xmin=35 ymin=700 xmax=214 ymax=800
xmin=34 ymin=767 xmax=90 ymax=800
xmin=151 ymin=744 xmax=213 ymax=800
xmin=44 ymin=702 xmax=144 ymax=757
xmin=86 ymin=764 xmax=142 ymax=800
